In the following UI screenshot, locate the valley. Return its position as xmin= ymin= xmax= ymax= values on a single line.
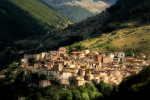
xmin=1 ymin=0 xmax=150 ymax=100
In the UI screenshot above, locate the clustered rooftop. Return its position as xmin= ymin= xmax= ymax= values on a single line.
xmin=6 ymin=47 xmax=150 ymax=87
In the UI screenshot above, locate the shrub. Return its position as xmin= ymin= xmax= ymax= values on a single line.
xmin=111 ymin=31 xmax=117 ymax=35
xmin=114 ymin=34 xmax=120 ymax=39
xmin=42 ymin=60 xmax=47 ymax=64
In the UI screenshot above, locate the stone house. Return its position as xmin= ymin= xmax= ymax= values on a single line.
xmin=18 ymin=97 xmax=26 ymax=100
xmin=71 ymin=51 xmax=85 ymax=58
xmin=103 ymin=57 xmax=113 ymax=63
xmin=94 ymin=75 xmax=100 ymax=83
xmin=91 ymin=51 xmax=99 ymax=55
xmin=108 ymin=53 xmax=114 ymax=58
xmin=120 ymin=64 xmax=126 ymax=70
xmin=39 ymin=80 xmax=51 ymax=87
xmin=34 ymin=54 xmax=40 ymax=60
xmin=121 ymin=58 xmax=126 ymax=62
xmin=58 ymin=47 xmax=67 ymax=55
xmin=61 ymin=71 xmax=71 ymax=80
xmin=52 ymin=63 xmax=64 ymax=71
xmin=100 ymin=75 xmax=108 ymax=83
xmin=93 ymin=55 xmax=104 ymax=62
xmin=82 ymin=49 xmax=90 ymax=55
xmin=58 ymin=78 xmax=69 ymax=85
xmin=51 ymin=51 xmax=59 ymax=56
xmin=18 ymin=65 xmax=27 ymax=73
xmin=126 ymin=57 xmax=134 ymax=63
xmin=86 ymin=70 xmax=94 ymax=81
xmin=38 ymin=69 xmax=61 ymax=80
xmin=21 ymin=58 xmax=28 ymax=64
xmin=86 ymin=53 xmax=95 ymax=60
xmin=146 ymin=59 xmax=150 ymax=64
xmin=74 ymin=76 xmax=85 ymax=86
xmin=147 ymin=54 xmax=150 ymax=59
xmin=11 ymin=71 xmax=17 ymax=77
xmin=114 ymin=51 xmax=125 ymax=58
xmin=75 ymin=79 xmax=85 ymax=86
xmin=40 ymin=52 xmax=47 ymax=59
xmin=80 ymin=69 xmax=86 ymax=77
xmin=51 ymin=56 xmax=58 ymax=61
xmin=0 ymin=75 xmax=5 ymax=78
xmin=132 ymin=60 xmax=143 ymax=64
xmin=108 ymin=66 xmax=120 ymax=70
xmin=24 ymin=54 xmax=36 ymax=59
xmin=33 ymin=63 xmax=39 ymax=69
xmin=99 ymin=69 xmax=107 ymax=76
xmin=136 ymin=53 xmax=146 ymax=59
xmin=113 ymin=56 xmax=120 ymax=62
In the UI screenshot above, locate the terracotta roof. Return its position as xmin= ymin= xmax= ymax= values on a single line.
xmin=0 ymin=75 xmax=5 ymax=77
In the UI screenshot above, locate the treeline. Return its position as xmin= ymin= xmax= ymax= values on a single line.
xmin=101 ymin=0 xmax=150 ymax=32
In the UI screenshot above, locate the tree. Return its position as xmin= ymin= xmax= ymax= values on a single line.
xmin=87 ymin=90 xmax=95 ymax=99
xmin=72 ymin=90 xmax=81 ymax=100
xmin=34 ymin=92 xmax=42 ymax=100
xmin=19 ymin=60 xmax=23 ymax=65
xmin=31 ymin=72 xmax=39 ymax=83
xmin=99 ymin=80 xmax=107 ymax=93
xmin=39 ymin=74 xmax=47 ymax=80
xmin=77 ymin=86 xmax=88 ymax=94
xmin=42 ymin=60 xmax=47 ymax=64
xmin=60 ymin=91 xmax=73 ymax=100
xmin=81 ymin=93 xmax=89 ymax=100
xmin=28 ymin=58 xmax=38 ymax=66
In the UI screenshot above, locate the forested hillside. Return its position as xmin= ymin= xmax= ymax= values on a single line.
xmin=0 ymin=0 xmax=72 ymax=50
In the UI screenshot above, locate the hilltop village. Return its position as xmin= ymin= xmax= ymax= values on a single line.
xmin=6 ymin=47 xmax=150 ymax=87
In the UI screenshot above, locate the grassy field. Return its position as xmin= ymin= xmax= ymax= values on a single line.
xmin=66 ymin=20 xmax=150 ymax=54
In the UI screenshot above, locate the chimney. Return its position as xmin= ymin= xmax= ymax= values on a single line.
xmin=99 ymin=61 xmax=101 ymax=69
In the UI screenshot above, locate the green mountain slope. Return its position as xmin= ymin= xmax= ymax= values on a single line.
xmin=0 ymin=0 xmax=72 ymax=50
xmin=13 ymin=0 xmax=150 ymax=54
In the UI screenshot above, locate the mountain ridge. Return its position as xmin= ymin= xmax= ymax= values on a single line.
xmin=41 ymin=0 xmax=117 ymax=22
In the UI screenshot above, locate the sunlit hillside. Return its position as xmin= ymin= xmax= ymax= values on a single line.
xmin=0 ymin=0 xmax=72 ymax=50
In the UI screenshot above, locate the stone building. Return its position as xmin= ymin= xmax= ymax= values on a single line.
xmin=39 ymin=80 xmax=51 ymax=87
xmin=114 ymin=51 xmax=125 ymax=58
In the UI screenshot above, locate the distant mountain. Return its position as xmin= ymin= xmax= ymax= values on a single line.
xmin=28 ymin=0 xmax=150 ymax=54
xmin=41 ymin=0 xmax=117 ymax=22
xmin=0 ymin=0 xmax=72 ymax=50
